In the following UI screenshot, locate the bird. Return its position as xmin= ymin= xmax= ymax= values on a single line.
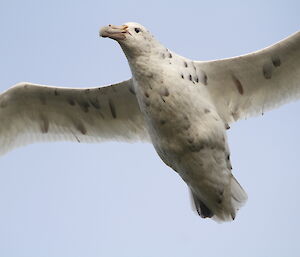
xmin=0 ymin=22 xmax=299 ymax=222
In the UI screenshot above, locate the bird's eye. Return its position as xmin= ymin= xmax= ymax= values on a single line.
xmin=134 ymin=28 xmax=141 ymax=33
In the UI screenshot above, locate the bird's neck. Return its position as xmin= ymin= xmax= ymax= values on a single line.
xmin=120 ymin=45 xmax=166 ymax=81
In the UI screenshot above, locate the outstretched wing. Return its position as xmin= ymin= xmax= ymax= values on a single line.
xmin=195 ymin=31 xmax=300 ymax=123
xmin=0 ymin=79 xmax=149 ymax=155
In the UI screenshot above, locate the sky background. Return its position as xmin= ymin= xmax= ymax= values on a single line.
xmin=0 ymin=0 xmax=300 ymax=256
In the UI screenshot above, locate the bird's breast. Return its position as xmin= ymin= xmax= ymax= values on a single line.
xmin=133 ymin=70 xmax=225 ymax=161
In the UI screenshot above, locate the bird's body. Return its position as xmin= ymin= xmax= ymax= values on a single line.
xmin=129 ymin=47 xmax=242 ymax=220
xmin=1 ymin=22 xmax=299 ymax=222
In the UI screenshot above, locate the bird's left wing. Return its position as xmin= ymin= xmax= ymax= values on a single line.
xmin=0 ymin=79 xmax=149 ymax=155
xmin=195 ymin=31 xmax=300 ymax=123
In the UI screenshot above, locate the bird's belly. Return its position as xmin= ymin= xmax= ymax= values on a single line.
xmin=135 ymin=79 xmax=226 ymax=169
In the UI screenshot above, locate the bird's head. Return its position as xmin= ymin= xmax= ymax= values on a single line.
xmin=100 ymin=22 xmax=158 ymax=58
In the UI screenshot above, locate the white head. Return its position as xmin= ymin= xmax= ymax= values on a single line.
xmin=99 ymin=22 xmax=159 ymax=58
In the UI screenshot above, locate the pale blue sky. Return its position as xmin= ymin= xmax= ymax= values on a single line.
xmin=0 ymin=0 xmax=300 ymax=256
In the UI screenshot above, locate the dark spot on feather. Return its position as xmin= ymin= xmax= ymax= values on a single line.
xmin=181 ymin=74 xmax=184 ymax=79
xmin=68 ymin=99 xmax=75 ymax=106
xmin=204 ymin=108 xmax=210 ymax=114
xmin=184 ymin=61 xmax=188 ymax=68
xmin=147 ymin=73 xmax=154 ymax=79
xmin=227 ymin=154 xmax=230 ymax=161
xmin=40 ymin=115 xmax=49 ymax=134
xmin=189 ymin=144 xmax=204 ymax=152
xmin=54 ymin=89 xmax=59 ymax=96
xmin=272 ymin=56 xmax=281 ymax=67
xmin=90 ymin=98 xmax=100 ymax=109
xmin=199 ymin=70 xmax=208 ymax=85
xmin=168 ymin=53 xmax=172 ymax=58
xmin=263 ymin=63 xmax=273 ymax=79
xmin=78 ymin=101 xmax=90 ymax=112
xmin=76 ymin=122 xmax=87 ymax=135
xmin=160 ymin=87 xmax=169 ymax=97
xmin=219 ymin=189 xmax=224 ymax=196
xmin=161 ymin=53 xmax=165 ymax=59
xmin=85 ymin=89 xmax=90 ymax=93
xmin=160 ymin=120 xmax=166 ymax=125
xmin=108 ymin=99 xmax=117 ymax=118
xmin=129 ymin=86 xmax=136 ymax=95
xmin=195 ymin=76 xmax=199 ymax=83
xmin=225 ymin=123 xmax=230 ymax=130
xmin=231 ymin=213 xmax=236 ymax=220
xmin=145 ymin=92 xmax=149 ymax=98
xmin=187 ymin=138 xmax=194 ymax=144
xmin=189 ymin=74 xmax=193 ymax=81
xmin=203 ymin=74 xmax=208 ymax=85
xmin=232 ymin=75 xmax=244 ymax=95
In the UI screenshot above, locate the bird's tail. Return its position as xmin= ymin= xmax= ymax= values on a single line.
xmin=230 ymin=176 xmax=248 ymax=213
xmin=190 ymin=175 xmax=247 ymax=222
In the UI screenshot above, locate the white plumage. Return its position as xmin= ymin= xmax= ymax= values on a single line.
xmin=0 ymin=80 xmax=149 ymax=155
xmin=1 ymin=22 xmax=299 ymax=222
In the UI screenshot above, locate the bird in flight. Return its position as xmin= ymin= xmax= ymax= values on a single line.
xmin=1 ymin=22 xmax=299 ymax=222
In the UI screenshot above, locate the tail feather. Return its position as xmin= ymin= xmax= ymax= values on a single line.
xmin=190 ymin=190 xmax=213 ymax=218
xmin=230 ymin=176 xmax=248 ymax=211
xmin=189 ymin=175 xmax=247 ymax=222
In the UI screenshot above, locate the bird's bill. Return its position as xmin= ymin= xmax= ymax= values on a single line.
xmin=99 ymin=24 xmax=130 ymax=40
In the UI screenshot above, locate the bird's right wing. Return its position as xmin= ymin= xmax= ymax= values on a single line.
xmin=0 ymin=79 xmax=149 ymax=155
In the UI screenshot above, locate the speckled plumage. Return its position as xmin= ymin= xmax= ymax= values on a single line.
xmin=1 ymin=22 xmax=300 ymax=222
xmin=122 ymin=28 xmax=246 ymax=221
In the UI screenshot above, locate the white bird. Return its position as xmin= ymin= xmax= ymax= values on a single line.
xmin=1 ymin=22 xmax=299 ymax=222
